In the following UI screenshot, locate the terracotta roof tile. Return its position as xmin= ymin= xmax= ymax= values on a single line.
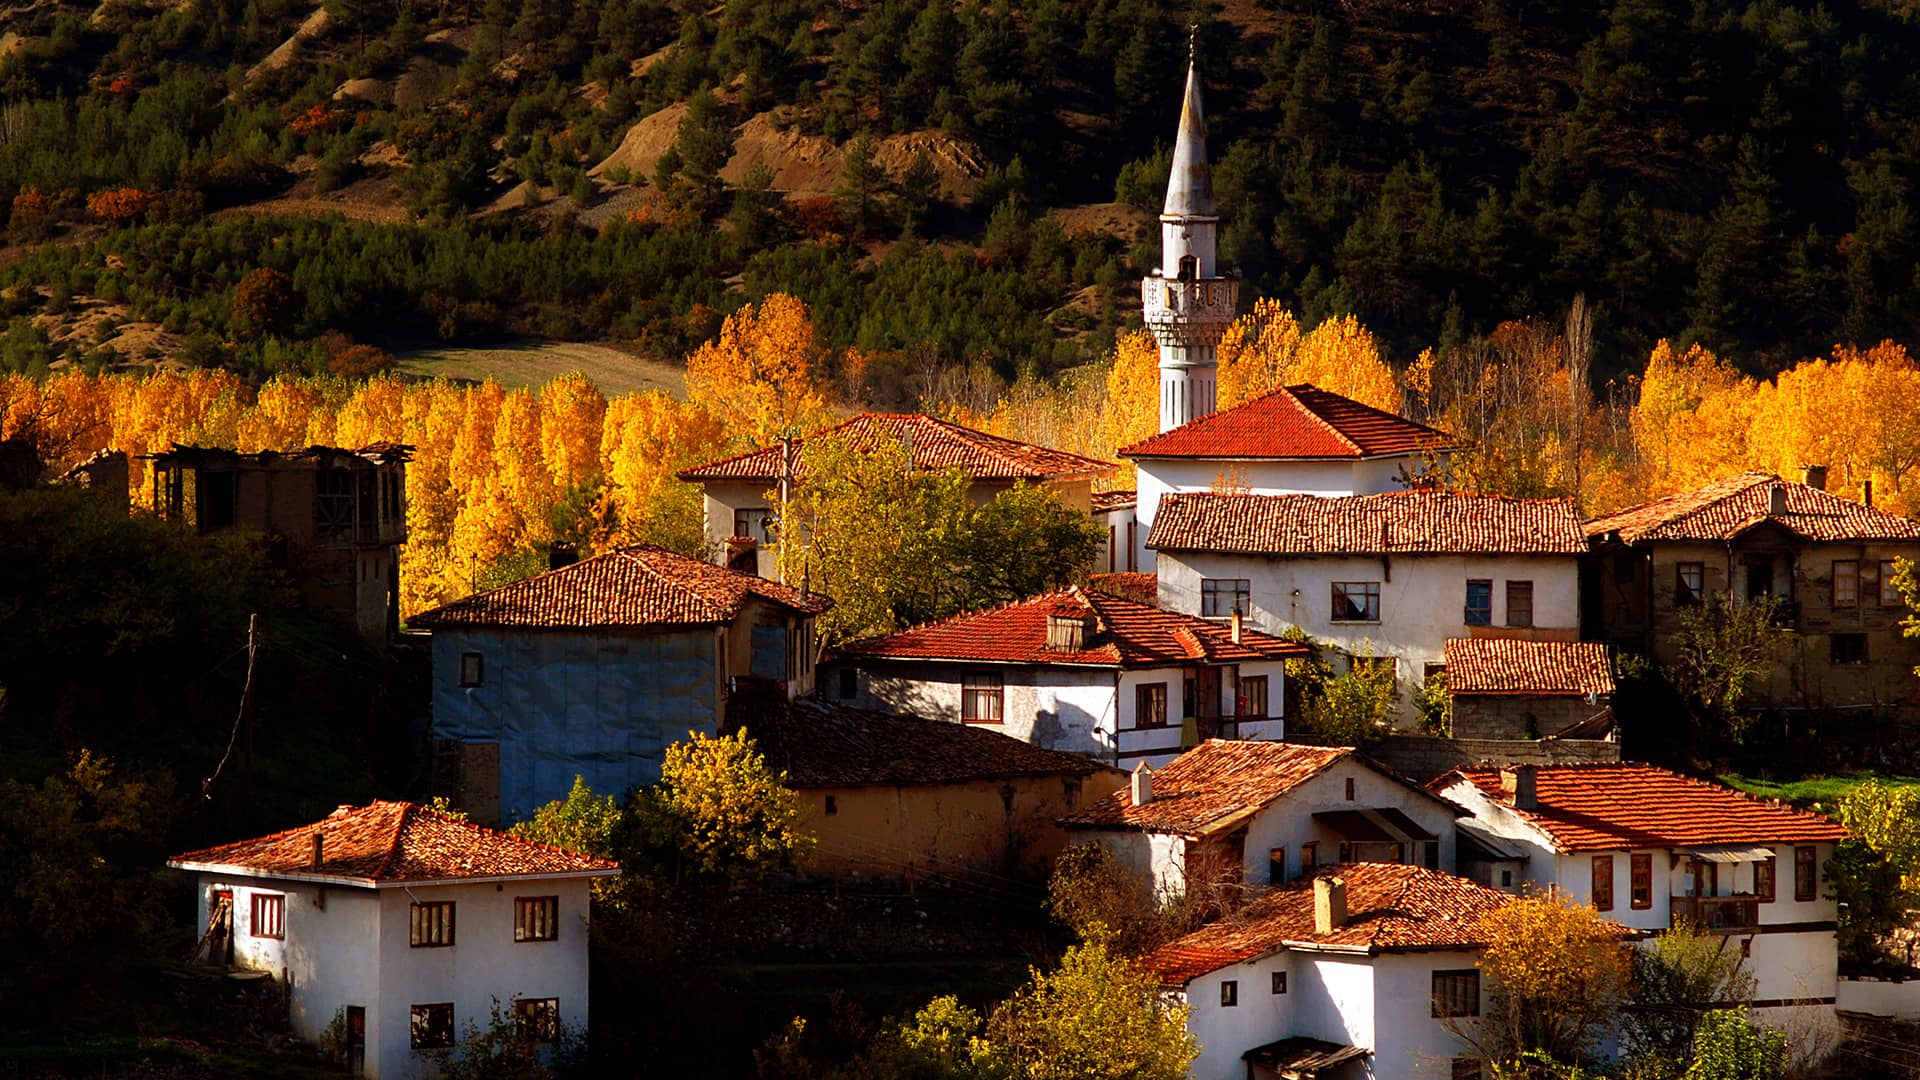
xmin=834 ymin=587 xmax=1307 ymax=668
xmin=1148 ymin=491 xmax=1586 ymax=556
xmin=1440 ymin=763 xmax=1850 ymax=852
xmin=1088 ymin=572 xmax=1157 ymax=604
xmin=677 ymin=413 xmax=1114 ymax=483
xmin=1063 ymin=740 xmax=1451 ymax=834
xmin=410 ymin=545 xmax=831 ymax=630
xmin=1585 ymin=472 xmax=1920 ymax=544
xmin=1092 ymin=489 xmax=1138 ymax=512
xmin=1443 ymin=638 xmax=1615 ymax=697
xmin=1142 ymin=864 xmax=1527 ymax=983
xmin=169 ymin=801 xmax=619 ymax=884
xmin=731 ymin=696 xmax=1108 ymax=788
xmin=1119 ymin=384 xmax=1453 ymax=460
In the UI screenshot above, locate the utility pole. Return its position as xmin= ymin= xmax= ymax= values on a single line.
xmin=241 ymin=612 xmax=258 ymax=805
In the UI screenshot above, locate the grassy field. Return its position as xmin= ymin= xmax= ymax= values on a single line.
xmin=1718 ymin=771 xmax=1920 ymax=812
xmin=396 ymin=339 xmax=686 ymax=398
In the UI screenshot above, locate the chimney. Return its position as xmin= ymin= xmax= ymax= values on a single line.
xmin=310 ymin=832 xmax=325 ymax=870
xmin=1865 ymin=479 xmax=1874 ymax=509
xmin=1802 ymin=464 xmax=1828 ymax=491
xmin=1499 ymin=764 xmax=1538 ymax=811
xmin=1130 ymin=762 xmax=1153 ymax=806
xmin=1230 ymin=605 xmax=1244 ymax=645
xmin=1768 ymin=484 xmax=1787 ymax=516
xmin=548 ymin=542 xmax=578 ymax=571
xmin=1314 ymin=876 xmax=1347 ymax=933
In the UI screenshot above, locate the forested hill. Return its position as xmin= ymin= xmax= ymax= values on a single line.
xmin=4 ymin=0 xmax=1920 ymax=382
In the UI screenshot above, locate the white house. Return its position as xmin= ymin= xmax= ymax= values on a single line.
xmin=675 ymin=412 xmax=1114 ymax=579
xmin=168 ymin=800 xmax=619 ymax=1079
xmin=410 ymin=544 xmax=830 ymax=823
xmin=1143 ymin=863 xmax=1530 ymax=1080
xmin=827 ymin=585 xmax=1306 ymax=767
xmin=1060 ymin=739 xmax=1461 ymax=899
xmin=1149 ymin=490 xmax=1587 ymax=726
xmin=1432 ymin=762 xmax=1851 ymax=1043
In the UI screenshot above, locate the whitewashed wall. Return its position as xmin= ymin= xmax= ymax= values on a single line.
xmin=1370 ymin=951 xmax=1486 ymax=1079
xmin=1181 ymin=952 xmax=1297 ymax=1080
xmin=1238 ymin=763 xmax=1458 ymax=887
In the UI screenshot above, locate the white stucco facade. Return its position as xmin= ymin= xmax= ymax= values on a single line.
xmin=185 ymin=871 xmax=598 ymax=1079
xmin=1157 ymin=550 xmax=1580 ymax=725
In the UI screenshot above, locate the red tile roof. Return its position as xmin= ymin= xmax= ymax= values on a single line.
xmin=1148 ymin=491 xmax=1586 ymax=556
xmin=1088 ymin=572 xmax=1157 ymax=604
xmin=1118 ymin=384 xmax=1453 ymax=460
xmin=730 ymin=696 xmax=1110 ymax=788
xmin=409 ymin=545 xmax=831 ymax=631
xmin=1062 ymin=740 xmax=1450 ymax=835
xmin=1142 ymin=864 xmax=1525 ymax=982
xmin=169 ymin=801 xmax=619 ymax=884
xmin=676 ymin=413 xmax=1114 ymax=483
xmin=1438 ymin=763 xmax=1850 ymax=852
xmin=1092 ymin=489 xmax=1138 ymax=513
xmin=1443 ymin=638 xmax=1615 ymax=697
xmin=834 ymin=587 xmax=1307 ymax=669
xmin=1585 ymin=472 xmax=1920 ymax=544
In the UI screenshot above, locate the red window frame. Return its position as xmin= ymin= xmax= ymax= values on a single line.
xmin=1757 ymin=855 xmax=1776 ymax=903
xmin=1795 ymin=846 xmax=1817 ymax=902
xmin=514 ymin=896 xmax=559 ymax=943
xmin=1591 ymin=855 xmax=1614 ymax=912
xmin=409 ymin=901 xmax=456 ymax=948
xmin=1629 ymin=853 xmax=1653 ymax=910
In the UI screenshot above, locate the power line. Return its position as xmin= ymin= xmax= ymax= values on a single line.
xmin=201 ymin=612 xmax=258 ymax=801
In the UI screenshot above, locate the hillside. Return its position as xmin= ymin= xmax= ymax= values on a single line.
xmin=3 ymin=0 xmax=1920 ymax=384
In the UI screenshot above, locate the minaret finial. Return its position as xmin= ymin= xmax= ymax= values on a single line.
xmin=1188 ymin=23 xmax=1198 ymax=64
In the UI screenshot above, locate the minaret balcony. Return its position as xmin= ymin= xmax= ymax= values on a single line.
xmin=1142 ymin=276 xmax=1239 ymax=340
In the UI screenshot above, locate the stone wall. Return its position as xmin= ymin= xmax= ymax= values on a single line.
xmin=1451 ymin=695 xmax=1605 ymax=740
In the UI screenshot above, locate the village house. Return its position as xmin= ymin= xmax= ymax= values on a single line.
xmin=825 ymin=585 xmax=1307 ymax=767
xmin=149 ymin=443 xmax=410 ymax=642
xmin=1149 ymin=490 xmax=1588 ymax=726
xmin=1093 ymin=489 xmax=1141 ymax=573
xmin=1584 ymin=470 xmax=1920 ymax=715
xmin=1060 ymin=740 xmax=1461 ymax=899
xmin=1440 ymin=637 xmax=1616 ymax=741
xmin=732 ymin=695 xmax=1125 ymax=879
xmin=1144 ymin=863 xmax=1532 ymax=1080
xmin=410 ymin=544 xmax=830 ymax=824
xmin=168 ymin=801 xmax=618 ymax=1079
xmin=675 ymin=412 xmax=1114 ymax=578
xmin=1432 ymin=762 xmax=1850 ymax=1037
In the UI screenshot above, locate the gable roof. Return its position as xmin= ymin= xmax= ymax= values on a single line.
xmin=168 ymin=801 xmax=619 ymax=886
xmin=1118 ymin=384 xmax=1453 ymax=461
xmin=409 ymin=545 xmax=831 ymax=631
xmin=1091 ymin=489 xmax=1138 ymax=513
xmin=1148 ymin=491 xmax=1586 ymax=556
xmin=1443 ymin=638 xmax=1615 ymax=697
xmin=676 ymin=413 xmax=1114 ymax=484
xmin=1142 ymin=864 xmax=1525 ymax=983
xmin=1087 ymin=571 xmax=1158 ymax=605
xmin=1585 ymin=472 xmax=1920 ymax=545
xmin=833 ymin=587 xmax=1307 ymax=669
xmin=1437 ymin=763 xmax=1850 ymax=853
xmin=1061 ymin=740 xmax=1453 ymax=835
xmin=731 ymin=696 xmax=1109 ymax=788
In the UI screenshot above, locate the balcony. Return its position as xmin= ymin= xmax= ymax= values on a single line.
xmin=1141 ymin=277 xmax=1238 ymax=340
xmin=1670 ymin=895 xmax=1760 ymax=931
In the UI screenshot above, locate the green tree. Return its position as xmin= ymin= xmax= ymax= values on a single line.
xmin=1620 ymin=924 xmax=1758 ymax=1075
xmin=1301 ymin=648 xmax=1397 ymax=746
xmin=981 ymin=937 xmax=1197 ymax=1080
xmin=1664 ymin=594 xmax=1784 ymax=747
xmin=956 ymin=481 xmax=1104 ymax=612
xmin=636 ymin=729 xmax=812 ymax=885
xmin=511 ymin=774 xmax=621 ymax=858
xmin=894 ymin=147 xmax=940 ymax=238
xmin=1681 ymin=1010 xmax=1785 ymax=1080
xmin=838 ymin=134 xmax=885 ymax=236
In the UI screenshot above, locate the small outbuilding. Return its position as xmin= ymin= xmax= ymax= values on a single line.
xmin=1440 ymin=637 xmax=1615 ymax=740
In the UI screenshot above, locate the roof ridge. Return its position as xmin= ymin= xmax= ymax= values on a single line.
xmin=1282 ymin=384 xmax=1367 ymax=455
xmin=372 ymin=802 xmax=410 ymax=879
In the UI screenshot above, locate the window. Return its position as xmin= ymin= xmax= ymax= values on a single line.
xmin=1834 ymin=560 xmax=1859 ymax=608
xmin=1269 ymin=848 xmax=1286 ymax=885
xmin=1238 ymin=675 xmax=1268 ymax=718
xmin=1345 ymin=777 xmax=1356 ymax=801
xmin=459 ymin=652 xmax=484 ymax=688
xmin=1465 ymin=579 xmax=1492 ymax=625
xmin=961 ymin=673 xmax=1004 ymax=723
xmin=315 ymin=469 xmax=355 ymax=540
xmin=1431 ymin=970 xmax=1481 ymax=1018
xmin=1201 ymin=578 xmax=1251 ymax=618
xmin=732 ymin=508 xmax=775 ymax=544
xmin=824 ymin=795 xmax=837 ymax=815
xmin=513 ymin=998 xmax=559 ymax=1044
xmin=1136 ymin=682 xmax=1168 ymax=728
xmin=1882 ymin=560 xmax=1902 ymax=606
xmin=250 ymin=893 xmax=284 ymax=939
xmin=1613 ymin=552 xmax=1636 ymax=586
xmin=1500 ymin=869 xmax=1513 ymax=888
xmin=1332 ymin=581 xmax=1381 ymax=622
xmin=838 ymin=668 xmax=857 ymax=699
xmin=409 ymin=901 xmax=455 ymax=948
xmin=1506 ymin=581 xmax=1534 ymax=628
xmin=1630 ymin=853 xmax=1653 ymax=910
xmin=199 ymin=471 xmax=238 ymax=532
xmin=1795 ymin=846 xmax=1817 ymax=902
xmin=514 ymin=896 xmax=559 ymax=943
xmin=410 ymin=1003 xmax=455 ymax=1050
xmin=1757 ymin=856 xmax=1776 ymax=902
xmin=1592 ymin=855 xmax=1614 ymax=912
xmin=1272 ymin=971 xmax=1288 ymax=994
xmin=1300 ymin=842 xmax=1317 ymax=871
xmin=1832 ymin=633 xmax=1868 ymax=666
xmin=1220 ymin=980 xmax=1238 ymax=1007
xmin=1676 ymin=562 xmax=1704 ymax=606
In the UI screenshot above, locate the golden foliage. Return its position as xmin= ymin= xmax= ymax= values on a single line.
xmin=1217 ymin=302 xmax=1398 ymax=411
xmin=684 ymin=294 xmax=833 ymax=448
xmin=1474 ymin=890 xmax=1632 ymax=1064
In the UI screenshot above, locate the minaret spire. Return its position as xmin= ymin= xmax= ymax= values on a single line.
xmin=1143 ymin=45 xmax=1237 ymax=433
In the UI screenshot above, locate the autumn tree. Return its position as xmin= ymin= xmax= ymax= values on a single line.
xmin=981 ymin=937 xmax=1198 ymax=1080
xmin=1681 ymin=1010 xmax=1786 ymax=1080
xmin=232 ymin=266 xmax=296 ymax=338
xmin=1828 ymin=778 xmax=1920 ymax=966
xmin=1620 ymin=924 xmax=1758 ymax=1075
xmin=684 ymin=293 xmax=833 ymax=449
xmin=1215 ymin=301 xmax=1398 ymax=411
xmin=1466 ymin=891 xmax=1632 ymax=1069
xmin=635 ymin=729 xmax=812 ymax=886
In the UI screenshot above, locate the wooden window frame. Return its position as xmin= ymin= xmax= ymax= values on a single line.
xmin=250 ymin=892 xmax=285 ymax=940
xmin=1219 ymin=980 xmax=1238 ymax=1007
xmin=1757 ymin=855 xmax=1776 ymax=903
xmin=961 ymin=672 xmax=1005 ymax=724
xmin=1201 ymin=578 xmax=1251 ymax=618
xmin=1881 ymin=560 xmax=1903 ymax=606
xmin=1505 ymin=580 xmax=1534 ymax=628
xmin=1431 ymin=969 xmax=1481 ymax=1018
xmin=1238 ymin=675 xmax=1269 ymax=718
xmin=1795 ymin=845 xmax=1817 ymax=902
xmin=1135 ymin=682 xmax=1168 ymax=728
xmin=513 ymin=997 xmax=560 ymax=1044
xmin=410 ymin=1003 xmax=455 ymax=1050
xmin=1300 ymin=842 xmax=1317 ymax=871
xmin=1331 ymin=581 xmax=1381 ymax=622
xmin=1676 ymin=562 xmax=1704 ymax=606
xmin=1591 ymin=855 xmax=1614 ymax=912
xmin=514 ymin=896 xmax=559 ymax=943
xmin=1831 ymin=633 xmax=1869 ymax=666
xmin=1833 ymin=560 xmax=1860 ymax=608
xmin=459 ymin=652 xmax=484 ymax=688
xmin=1465 ymin=579 xmax=1493 ymax=626
xmin=1268 ymin=847 xmax=1286 ymax=886
xmin=1630 ymin=853 xmax=1653 ymax=910
xmin=1272 ymin=971 xmax=1288 ymax=995
xmin=409 ymin=901 xmax=456 ymax=948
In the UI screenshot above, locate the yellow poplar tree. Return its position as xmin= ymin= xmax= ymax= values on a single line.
xmin=538 ymin=372 xmax=607 ymax=493
xmin=1098 ymin=331 xmax=1161 ymax=485
xmin=684 ymin=293 xmax=832 ymax=448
